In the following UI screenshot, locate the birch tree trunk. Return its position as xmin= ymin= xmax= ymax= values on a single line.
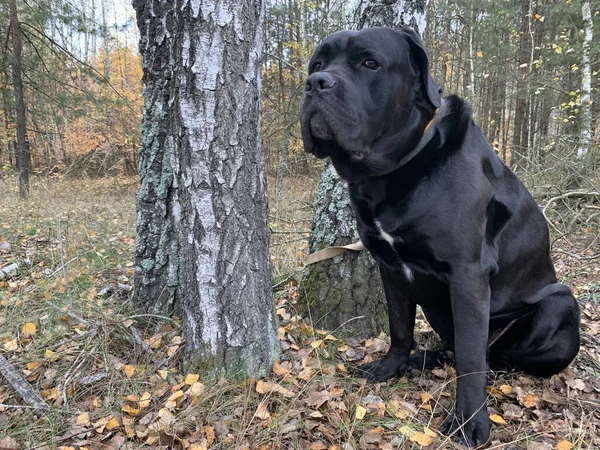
xmin=299 ymin=0 xmax=429 ymax=338
xmin=133 ymin=0 xmax=279 ymax=377
xmin=8 ymin=0 xmax=30 ymax=198
xmin=577 ymin=0 xmax=593 ymax=160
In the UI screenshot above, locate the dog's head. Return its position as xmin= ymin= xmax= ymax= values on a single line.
xmin=299 ymin=27 xmax=441 ymax=181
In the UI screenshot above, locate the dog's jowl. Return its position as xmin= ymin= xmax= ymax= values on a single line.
xmin=299 ymin=27 xmax=580 ymax=448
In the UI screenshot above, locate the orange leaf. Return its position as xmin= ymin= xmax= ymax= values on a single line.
xmin=123 ymin=365 xmax=136 ymax=378
xmin=556 ymin=441 xmax=574 ymax=450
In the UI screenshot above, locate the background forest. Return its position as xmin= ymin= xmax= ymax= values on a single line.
xmin=0 ymin=0 xmax=599 ymax=449
xmin=1 ymin=0 xmax=598 ymax=184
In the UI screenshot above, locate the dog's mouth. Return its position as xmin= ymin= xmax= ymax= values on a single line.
xmin=300 ymin=106 xmax=366 ymax=162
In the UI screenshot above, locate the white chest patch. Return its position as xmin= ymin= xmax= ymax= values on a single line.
xmin=402 ymin=264 xmax=414 ymax=282
xmin=375 ymin=220 xmax=398 ymax=247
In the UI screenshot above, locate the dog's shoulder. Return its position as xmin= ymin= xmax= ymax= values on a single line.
xmin=436 ymin=95 xmax=474 ymax=153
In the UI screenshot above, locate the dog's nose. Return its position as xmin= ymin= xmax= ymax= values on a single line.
xmin=305 ymin=72 xmax=336 ymax=93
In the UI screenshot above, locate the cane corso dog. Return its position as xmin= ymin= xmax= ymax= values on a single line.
xmin=299 ymin=27 xmax=580 ymax=447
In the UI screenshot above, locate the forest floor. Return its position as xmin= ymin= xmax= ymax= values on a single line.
xmin=0 ymin=175 xmax=599 ymax=450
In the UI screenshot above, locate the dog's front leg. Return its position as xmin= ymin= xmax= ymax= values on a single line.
xmin=359 ymin=265 xmax=415 ymax=382
xmin=440 ymin=266 xmax=490 ymax=448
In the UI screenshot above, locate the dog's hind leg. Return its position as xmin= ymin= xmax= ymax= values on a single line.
xmin=489 ymin=291 xmax=580 ymax=376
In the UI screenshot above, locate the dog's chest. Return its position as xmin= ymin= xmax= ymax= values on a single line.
xmin=362 ymin=220 xmax=415 ymax=281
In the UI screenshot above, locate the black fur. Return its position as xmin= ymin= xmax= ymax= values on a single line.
xmin=299 ymin=27 xmax=580 ymax=448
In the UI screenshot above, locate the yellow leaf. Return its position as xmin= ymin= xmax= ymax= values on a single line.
xmin=138 ymin=391 xmax=152 ymax=408
xmin=419 ymin=392 xmax=433 ymax=404
xmin=168 ymin=345 xmax=179 ymax=356
xmin=310 ymin=339 xmax=323 ymax=349
xmin=122 ymin=404 xmax=142 ymax=416
xmin=477 ymin=51 xmax=483 ymax=57
xmin=555 ymin=46 xmax=563 ymax=54
xmin=410 ymin=432 xmax=435 ymax=446
xmin=490 ymin=414 xmax=507 ymax=424
xmin=45 ymin=349 xmax=59 ymax=361
xmin=106 ymin=417 xmax=120 ymax=430
xmin=184 ymin=374 xmax=199 ymax=385
xmin=556 ymin=441 xmax=574 ymax=450
xmin=499 ymin=384 xmax=512 ymax=395
xmin=76 ymin=412 xmax=91 ymax=426
xmin=355 ymin=405 xmax=366 ymax=420
xmin=3 ymin=338 xmax=18 ymax=351
xmin=123 ymin=365 xmax=136 ymax=378
xmin=188 ymin=382 xmax=205 ymax=398
xmin=22 ymin=322 xmax=37 ymax=335
xmin=157 ymin=369 xmax=169 ymax=380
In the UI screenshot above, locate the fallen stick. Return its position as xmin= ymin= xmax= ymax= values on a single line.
xmin=0 ymin=352 xmax=49 ymax=411
xmin=0 ymin=263 xmax=19 ymax=280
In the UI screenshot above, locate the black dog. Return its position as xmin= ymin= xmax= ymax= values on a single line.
xmin=299 ymin=27 xmax=580 ymax=447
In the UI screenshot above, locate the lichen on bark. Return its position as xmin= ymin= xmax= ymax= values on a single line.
xmin=133 ymin=0 xmax=279 ymax=378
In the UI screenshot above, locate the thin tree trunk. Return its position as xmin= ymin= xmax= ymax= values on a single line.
xmin=578 ymin=0 xmax=593 ymax=159
xmin=300 ymin=0 xmax=430 ymax=337
xmin=8 ymin=0 xmax=30 ymax=198
xmin=133 ymin=0 xmax=279 ymax=377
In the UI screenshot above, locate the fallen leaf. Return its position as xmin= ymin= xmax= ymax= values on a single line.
xmin=490 ymin=414 xmax=507 ymax=424
xmin=106 ymin=417 xmax=120 ymax=430
xmin=410 ymin=432 xmax=435 ymax=446
xmin=122 ymin=404 xmax=141 ymax=416
xmin=138 ymin=391 xmax=152 ymax=408
xmin=21 ymin=322 xmax=37 ymax=335
xmin=3 ymin=338 xmax=18 ymax=351
xmin=205 ymin=425 xmax=215 ymax=446
xmin=555 ymin=441 xmax=574 ymax=450
xmin=123 ymin=365 xmax=136 ymax=378
xmin=419 ymin=392 xmax=433 ymax=404
xmin=399 ymin=425 xmax=416 ymax=437
xmin=255 ymin=403 xmax=270 ymax=420
xmin=310 ymin=339 xmax=323 ymax=349
xmin=76 ymin=412 xmax=91 ymax=426
xmin=273 ymin=361 xmax=291 ymax=376
xmin=188 ymin=382 xmax=205 ymax=398
xmin=307 ymin=390 xmax=331 ymax=408
xmin=522 ymin=393 xmax=541 ymax=408
xmin=499 ymin=384 xmax=512 ymax=395
xmin=255 ymin=380 xmax=295 ymax=398
xmin=184 ymin=373 xmax=199 ymax=385
xmin=565 ymin=378 xmax=586 ymax=391
xmin=355 ymin=405 xmax=366 ymax=420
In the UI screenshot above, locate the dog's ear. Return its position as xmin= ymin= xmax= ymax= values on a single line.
xmin=401 ymin=28 xmax=442 ymax=108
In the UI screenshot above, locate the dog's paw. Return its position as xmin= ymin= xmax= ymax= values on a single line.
xmin=357 ymin=355 xmax=407 ymax=382
xmin=440 ymin=409 xmax=490 ymax=448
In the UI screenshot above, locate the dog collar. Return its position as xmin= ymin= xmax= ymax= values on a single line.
xmin=394 ymin=99 xmax=446 ymax=169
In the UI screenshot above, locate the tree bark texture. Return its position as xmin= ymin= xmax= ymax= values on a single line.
xmin=133 ymin=0 xmax=279 ymax=377
xmin=8 ymin=0 xmax=30 ymax=198
xmin=299 ymin=1 xmax=428 ymax=338
xmin=577 ymin=0 xmax=593 ymax=160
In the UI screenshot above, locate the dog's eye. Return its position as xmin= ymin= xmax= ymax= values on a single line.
xmin=362 ymin=60 xmax=379 ymax=70
xmin=312 ymin=62 xmax=322 ymax=73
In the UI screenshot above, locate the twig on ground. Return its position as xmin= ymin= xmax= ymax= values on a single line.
xmin=0 ymin=352 xmax=49 ymax=411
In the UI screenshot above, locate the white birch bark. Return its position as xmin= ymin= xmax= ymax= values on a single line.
xmin=133 ymin=0 xmax=279 ymax=377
